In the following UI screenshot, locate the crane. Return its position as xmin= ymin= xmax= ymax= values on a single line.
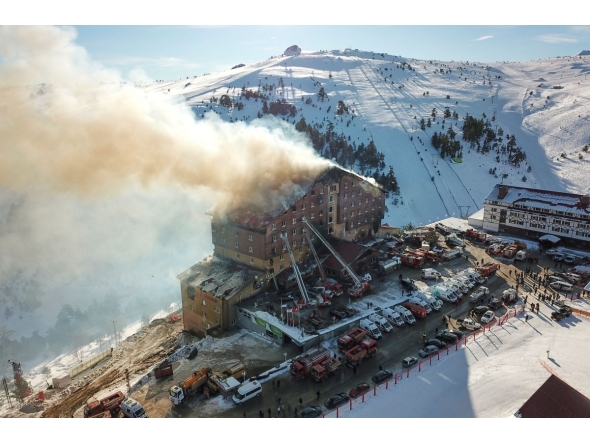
xmin=301 ymin=217 xmax=371 ymax=298
xmin=280 ymin=231 xmax=311 ymax=306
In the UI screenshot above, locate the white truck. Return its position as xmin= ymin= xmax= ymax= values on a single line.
xmin=393 ymin=305 xmax=416 ymax=325
xmin=368 ymin=313 xmax=393 ymax=333
xmin=382 ymin=308 xmax=405 ymax=327
xmin=514 ymin=250 xmax=527 ymax=262
xmin=464 ymin=269 xmax=485 ymax=285
xmin=120 ymin=398 xmax=148 ymax=418
xmin=454 ymin=275 xmax=474 ymax=289
xmin=360 ymin=318 xmax=382 ymax=340
xmin=470 ymin=286 xmax=490 ymax=303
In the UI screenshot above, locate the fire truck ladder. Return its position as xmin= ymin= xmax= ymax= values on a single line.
xmin=301 ymin=217 xmax=363 ymax=291
xmin=303 ymin=228 xmax=327 ymax=282
xmin=280 ymin=231 xmax=311 ymax=305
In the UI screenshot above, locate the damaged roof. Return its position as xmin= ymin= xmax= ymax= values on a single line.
xmin=222 ymin=165 xmax=384 ymax=229
xmin=322 ymin=240 xmax=372 ymax=272
xmin=176 ymin=254 xmax=261 ymax=300
xmin=484 ymin=184 xmax=590 ymax=217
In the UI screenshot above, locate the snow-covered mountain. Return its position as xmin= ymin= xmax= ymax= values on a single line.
xmin=142 ymin=48 xmax=590 ymax=228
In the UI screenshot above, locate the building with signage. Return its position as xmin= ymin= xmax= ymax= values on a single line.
xmin=482 ymin=184 xmax=590 ymax=248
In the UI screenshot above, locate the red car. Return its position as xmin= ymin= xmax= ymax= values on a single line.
xmin=349 ymin=382 xmax=371 ymax=399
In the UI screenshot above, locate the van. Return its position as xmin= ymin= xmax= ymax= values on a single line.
xmin=421 ymin=268 xmax=441 ymax=280
xmin=446 ymin=279 xmax=468 ymax=294
xmin=418 ymin=292 xmax=443 ymax=311
xmin=549 ymin=281 xmax=573 ymax=292
xmin=382 ymin=308 xmax=404 ymax=327
xmin=360 ymin=319 xmax=382 ymax=340
xmin=432 ymin=285 xmax=457 ymax=303
xmin=514 ymin=250 xmax=527 ymax=261
xmin=403 ymin=302 xmax=427 ymax=319
xmin=120 ymin=398 xmax=148 ymax=418
xmin=393 ymin=306 xmax=416 ymax=325
xmin=232 ymin=380 xmax=262 ymax=404
xmin=369 ymin=314 xmax=393 ymax=333
xmin=454 ymin=275 xmax=474 ymax=289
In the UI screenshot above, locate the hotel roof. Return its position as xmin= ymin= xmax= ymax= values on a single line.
xmin=484 ymin=184 xmax=590 ymax=217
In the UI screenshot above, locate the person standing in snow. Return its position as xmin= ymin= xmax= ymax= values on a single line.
xmin=316 ymin=390 xmax=321 ymax=401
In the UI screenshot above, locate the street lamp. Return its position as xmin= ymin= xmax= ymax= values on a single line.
xmin=283 ymin=353 xmax=287 ymax=363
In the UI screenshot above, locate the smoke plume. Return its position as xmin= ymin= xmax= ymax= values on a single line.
xmin=0 ymin=26 xmax=331 ymax=214
xmin=0 ymin=25 xmax=331 ymax=347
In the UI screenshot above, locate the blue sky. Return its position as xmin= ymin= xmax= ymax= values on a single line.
xmin=72 ymin=25 xmax=590 ymax=81
xmin=4 ymin=1 xmax=589 ymax=81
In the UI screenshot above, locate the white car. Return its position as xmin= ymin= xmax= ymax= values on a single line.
xmin=480 ymin=310 xmax=495 ymax=325
xmin=455 ymin=275 xmax=474 ymax=289
xmin=461 ymin=318 xmax=482 ymax=330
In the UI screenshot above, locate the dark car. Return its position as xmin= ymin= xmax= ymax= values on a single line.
xmin=425 ymin=338 xmax=446 ymax=349
xmin=556 ymin=306 xmax=572 ymax=317
xmin=487 ymin=298 xmax=502 ymax=310
xmin=446 ymin=329 xmax=464 ymax=340
xmin=419 ymin=345 xmax=439 ymax=358
xmin=349 ymin=383 xmax=371 ymax=399
xmin=551 ymin=311 xmax=565 ymax=321
xmin=324 ymin=393 xmax=350 ymax=409
xmin=472 ymin=305 xmax=490 ymax=316
xmin=298 ymin=406 xmax=323 ymax=418
xmin=372 ymin=369 xmax=393 ymax=384
xmin=329 ymin=308 xmax=347 ymax=320
xmin=401 ymin=278 xmax=418 ymax=292
xmin=435 ymin=332 xmax=459 ymax=344
xmin=341 ymin=306 xmax=357 ymax=317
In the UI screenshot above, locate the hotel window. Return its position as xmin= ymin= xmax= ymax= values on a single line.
xmin=272 ymin=223 xmax=276 ymax=230
xmin=234 ymin=242 xmax=239 ymax=248
xmin=292 ymin=218 xmax=296 ymax=225
xmin=248 ymin=234 xmax=253 ymax=241
xmin=329 ymin=195 xmax=334 ymax=203
xmin=280 ymin=254 xmax=284 ymax=261
xmin=329 ymin=185 xmax=337 ymax=193
xmin=319 ymin=210 xmax=324 ymax=217
xmin=272 ymin=235 xmax=277 ymax=242
xmin=292 ymin=229 xmax=297 ymax=235
xmin=345 ymin=182 xmax=348 ymax=189
xmin=344 ymin=193 xmax=348 ymax=199
xmin=235 ymin=230 xmax=239 ymax=237
xmin=328 ymin=216 xmax=333 ymax=224
xmin=320 ymin=188 xmax=324 ymax=194
xmin=282 ymin=220 xmax=287 ymax=227
xmin=311 ymin=201 xmax=315 ymax=208
xmin=248 ymin=246 xmax=253 ymax=253
xmin=311 ymin=213 xmax=315 ymax=219
xmin=328 ymin=227 xmax=334 ymax=234
xmin=272 ymin=247 xmax=277 ymax=254
xmin=302 ymin=203 xmax=306 ymax=210
xmin=329 ymin=206 xmax=333 ymax=213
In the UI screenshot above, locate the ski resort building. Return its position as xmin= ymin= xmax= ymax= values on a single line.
xmin=210 ymin=165 xmax=386 ymax=274
xmin=178 ymin=165 xmax=386 ymax=338
xmin=482 ymin=184 xmax=590 ymax=248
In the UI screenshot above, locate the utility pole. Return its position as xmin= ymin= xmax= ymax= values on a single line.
xmin=111 ymin=320 xmax=117 ymax=347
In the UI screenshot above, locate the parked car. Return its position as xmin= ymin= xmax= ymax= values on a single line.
xmin=460 ymin=318 xmax=482 ymax=330
xmin=446 ymin=329 xmax=465 ymax=340
xmin=419 ymin=345 xmax=440 ymax=358
xmin=329 ymin=308 xmax=347 ymax=320
xmin=554 ymin=253 xmax=565 ymax=262
xmin=298 ymin=406 xmax=323 ymax=418
xmin=551 ymin=311 xmax=565 ymax=321
xmin=372 ymin=369 xmax=394 ymax=384
xmin=435 ymin=332 xmax=458 ymax=344
xmin=349 ymin=383 xmax=371 ymax=399
xmin=480 ymin=310 xmax=495 ymax=324
xmin=401 ymin=278 xmax=419 ymax=292
xmin=425 ymin=338 xmax=447 ymax=349
xmin=564 ymin=254 xmax=576 ymax=264
xmin=488 ymin=298 xmax=503 ymax=310
xmin=402 ymin=356 xmax=418 ymax=368
xmin=545 ymin=248 xmax=559 ymax=257
xmin=472 ymin=305 xmax=490 ymax=316
xmin=324 ymin=393 xmax=350 ymax=409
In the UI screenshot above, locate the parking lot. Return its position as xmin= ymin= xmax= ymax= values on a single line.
xmin=166 ymin=231 xmax=588 ymax=418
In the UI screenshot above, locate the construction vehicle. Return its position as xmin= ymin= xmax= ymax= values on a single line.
xmin=84 ymin=390 xmax=125 ymax=418
xmin=465 ymin=229 xmax=487 ymax=242
xmin=301 ymin=217 xmax=371 ymax=299
xmin=337 ymin=327 xmax=367 ymax=352
xmin=223 ymin=362 xmax=246 ymax=379
xmin=205 ymin=370 xmax=242 ymax=395
xmin=476 ymin=263 xmax=500 ymax=277
xmin=377 ymin=257 xmax=402 ymax=274
xmin=310 ymin=356 xmax=342 ymax=382
xmin=345 ymin=338 xmax=377 ymax=367
xmin=169 ymin=367 xmax=212 ymax=406
xmin=290 ymin=346 xmax=331 ymax=381
xmin=445 ymin=234 xmax=465 ymax=248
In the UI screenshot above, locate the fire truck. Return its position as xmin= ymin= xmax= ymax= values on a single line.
xmin=345 ymin=338 xmax=377 ymax=367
